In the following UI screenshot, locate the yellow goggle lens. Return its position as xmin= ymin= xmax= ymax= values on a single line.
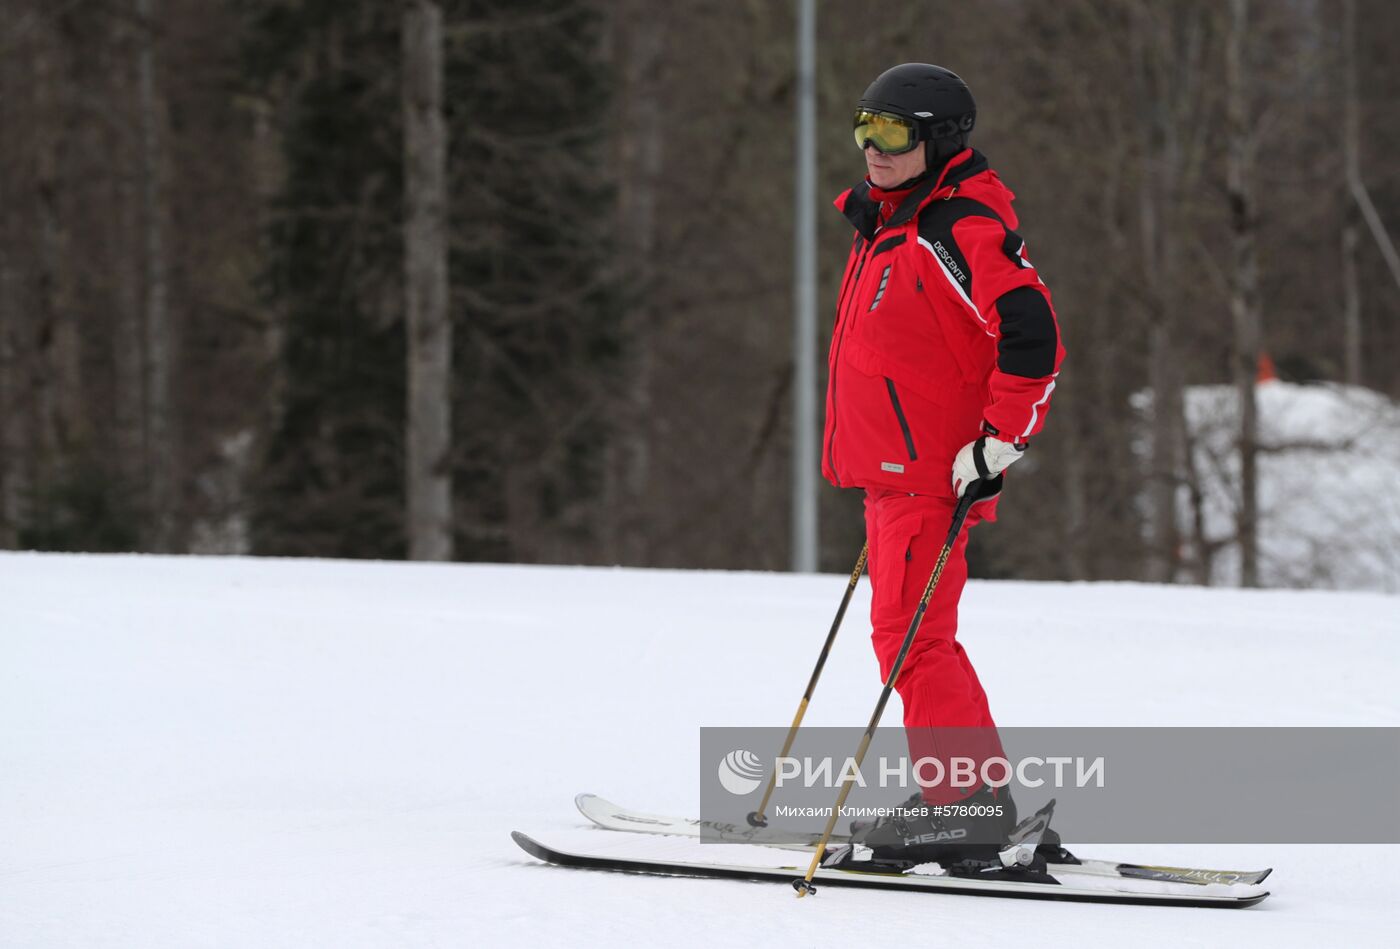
xmin=853 ymin=110 xmax=917 ymax=154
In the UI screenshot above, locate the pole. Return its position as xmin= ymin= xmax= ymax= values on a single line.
xmin=748 ymin=543 xmax=868 ymax=829
xmin=792 ymin=484 xmax=982 ymax=897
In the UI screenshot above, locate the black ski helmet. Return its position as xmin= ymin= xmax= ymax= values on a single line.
xmin=858 ymin=64 xmax=976 ymax=170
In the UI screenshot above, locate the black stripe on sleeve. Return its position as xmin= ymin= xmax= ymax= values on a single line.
xmin=993 ymin=286 xmax=1058 ymax=378
xmin=916 ymin=198 xmax=1002 ymax=300
xmin=1001 ymin=229 xmax=1032 ymax=268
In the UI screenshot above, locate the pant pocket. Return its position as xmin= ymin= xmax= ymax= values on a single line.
xmin=870 ymin=510 xmax=924 ymax=637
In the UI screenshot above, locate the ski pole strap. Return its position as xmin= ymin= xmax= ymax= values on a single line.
xmin=972 ymin=436 xmax=991 ymax=480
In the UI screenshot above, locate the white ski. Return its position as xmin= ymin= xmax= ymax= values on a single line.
xmin=513 ymin=830 xmax=1270 ymax=908
xmin=574 ymin=793 xmax=1273 ymax=888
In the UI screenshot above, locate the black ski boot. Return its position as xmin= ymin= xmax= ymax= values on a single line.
xmin=846 ymin=784 xmax=1019 ymax=871
xmin=847 ymin=790 xmax=926 ymax=839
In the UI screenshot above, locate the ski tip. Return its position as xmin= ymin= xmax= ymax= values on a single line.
xmin=576 ymin=792 xmax=630 ymax=819
xmin=511 ymin=831 xmax=547 ymax=861
xmin=1257 ymin=868 xmax=1273 ymax=883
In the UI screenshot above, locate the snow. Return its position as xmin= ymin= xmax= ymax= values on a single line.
xmin=1 ymin=553 xmax=1397 ymax=947
xmin=1142 ymin=380 xmax=1400 ymax=591
xmin=909 ymin=860 xmax=946 ymax=876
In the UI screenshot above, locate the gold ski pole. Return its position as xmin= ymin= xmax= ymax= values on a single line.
xmin=792 ymin=484 xmax=982 ymax=898
xmin=747 ymin=544 xmax=869 ymax=829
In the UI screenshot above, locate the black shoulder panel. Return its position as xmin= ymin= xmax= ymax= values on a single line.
xmin=993 ymin=286 xmax=1058 ymax=378
xmin=915 ymin=196 xmax=1005 ymax=239
xmin=915 ymin=197 xmax=1003 ymax=300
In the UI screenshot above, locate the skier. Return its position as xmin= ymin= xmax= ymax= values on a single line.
xmin=823 ymin=64 xmax=1065 ymax=867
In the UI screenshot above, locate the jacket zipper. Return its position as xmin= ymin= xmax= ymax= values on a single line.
xmin=826 ymin=230 xmax=881 ymax=481
xmin=884 ymin=378 xmax=918 ymax=460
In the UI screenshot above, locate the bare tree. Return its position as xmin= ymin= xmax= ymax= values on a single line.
xmin=403 ymin=0 xmax=453 ymax=561
xmin=1341 ymin=0 xmax=1364 ymax=387
xmin=0 ymin=33 xmax=25 ymax=547
xmin=0 ymin=241 xmax=20 ymax=548
xmin=1132 ymin=2 xmax=1212 ymax=583
xmin=137 ymin=0 xmax=175 ymax=551
xmin=27 ymin=6 xmax=88 ymax=520
xmin=605 ymin=3 xmax=663 ymax=565
xmin=1340 ymin=1 xmax=1400 ymax=351
xmin=1226 ymin=0 xmax=1260 ymax=587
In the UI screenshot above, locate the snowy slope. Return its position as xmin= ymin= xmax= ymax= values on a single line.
xmin=1 ymin=553 xmax=1397 ymax=947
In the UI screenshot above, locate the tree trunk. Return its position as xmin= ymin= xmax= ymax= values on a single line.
xmin=402 ymin=0 xmax=454 ymax=562
xmin=1226 ymin=0 xmax=1260 ymax=587
xmin=1135 ymin=7 xmax=1183 ymax=584
xmin=137 ymin=0 xmax=176 ymax=552
xmin=604 ymin=6 xmax=662 ymax=566
xmin=31 ymin=13 xmax=80 ymax=485
xmin=1146 ymin=319 xmax=1183 ymax=583
xmin=0 ymin=245 xmax=21 ymax=548
xmin=1132 ymin=1 xmax=1211 ymax=585
xmin=1341 ymin=0 xmax=1363 ymax=387
xmin=1183 ymin=426 xmax=1213 ymax=585
xmin=114 ymin=14 xmax=146 ymax=501
xmin=0 ymin=44 xmax=22 ymax=547
xmin=1063 ymin=421 xmax=1088 ymax=581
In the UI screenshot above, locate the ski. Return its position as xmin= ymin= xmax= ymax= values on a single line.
xmin=574 ymin=793 xmax=1273 ymax=888
xmin=577 ymin=792 xmax=839 ymax=851
xmin=511 ymin=831 xmax=1270 ymax=908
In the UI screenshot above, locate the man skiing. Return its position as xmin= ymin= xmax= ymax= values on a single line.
xmin=823 ymin=64 xmax=1065 ymax=867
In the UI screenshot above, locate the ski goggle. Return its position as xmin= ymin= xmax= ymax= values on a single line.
xmin=853 ymin=109 xmax=920 ymax=155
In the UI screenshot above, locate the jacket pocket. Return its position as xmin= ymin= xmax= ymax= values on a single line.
xmin=884 ymin=378 xmax=918 ymax=461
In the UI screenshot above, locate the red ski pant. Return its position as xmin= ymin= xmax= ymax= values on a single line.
xmin=864 ymin=488 xmax=1005 ymax=806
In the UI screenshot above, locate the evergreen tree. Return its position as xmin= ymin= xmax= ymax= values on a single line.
xmin=245 ymin=1 xmax=407 ymax=558
xmin=244 ymin=0 xmax=618 ymax=561
xmin=445 ymin=0 xmax=619 ymax=562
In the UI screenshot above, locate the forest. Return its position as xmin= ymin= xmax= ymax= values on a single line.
xmin=1 ymin=0 xmax=1397 ymax=586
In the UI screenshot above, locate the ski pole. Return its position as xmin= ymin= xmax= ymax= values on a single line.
xmin=792 ymin=483 xmax=982 ymax=898
xmin=747 ymin=543 xmax=869 ymax=830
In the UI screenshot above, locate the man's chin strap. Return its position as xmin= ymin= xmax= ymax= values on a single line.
xmin=913 ymin=132 xmax=973 ymax=189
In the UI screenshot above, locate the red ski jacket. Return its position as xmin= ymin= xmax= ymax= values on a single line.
xmin=822 ymin=149 xmax=1065 ymax=505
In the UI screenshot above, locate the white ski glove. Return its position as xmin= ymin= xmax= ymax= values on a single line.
xmin=951 ymin=435 xmax=1026 ymax=498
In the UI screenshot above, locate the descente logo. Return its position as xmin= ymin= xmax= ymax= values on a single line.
xmin=933 ymin=241 xmax=967 ymax=284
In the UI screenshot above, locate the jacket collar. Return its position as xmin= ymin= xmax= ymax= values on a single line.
xmin=840 ymin=149 xmax=989 ymax=241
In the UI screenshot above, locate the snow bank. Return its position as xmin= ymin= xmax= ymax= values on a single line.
xmin=1142 ymin=380 xmax=1400 ymax=591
